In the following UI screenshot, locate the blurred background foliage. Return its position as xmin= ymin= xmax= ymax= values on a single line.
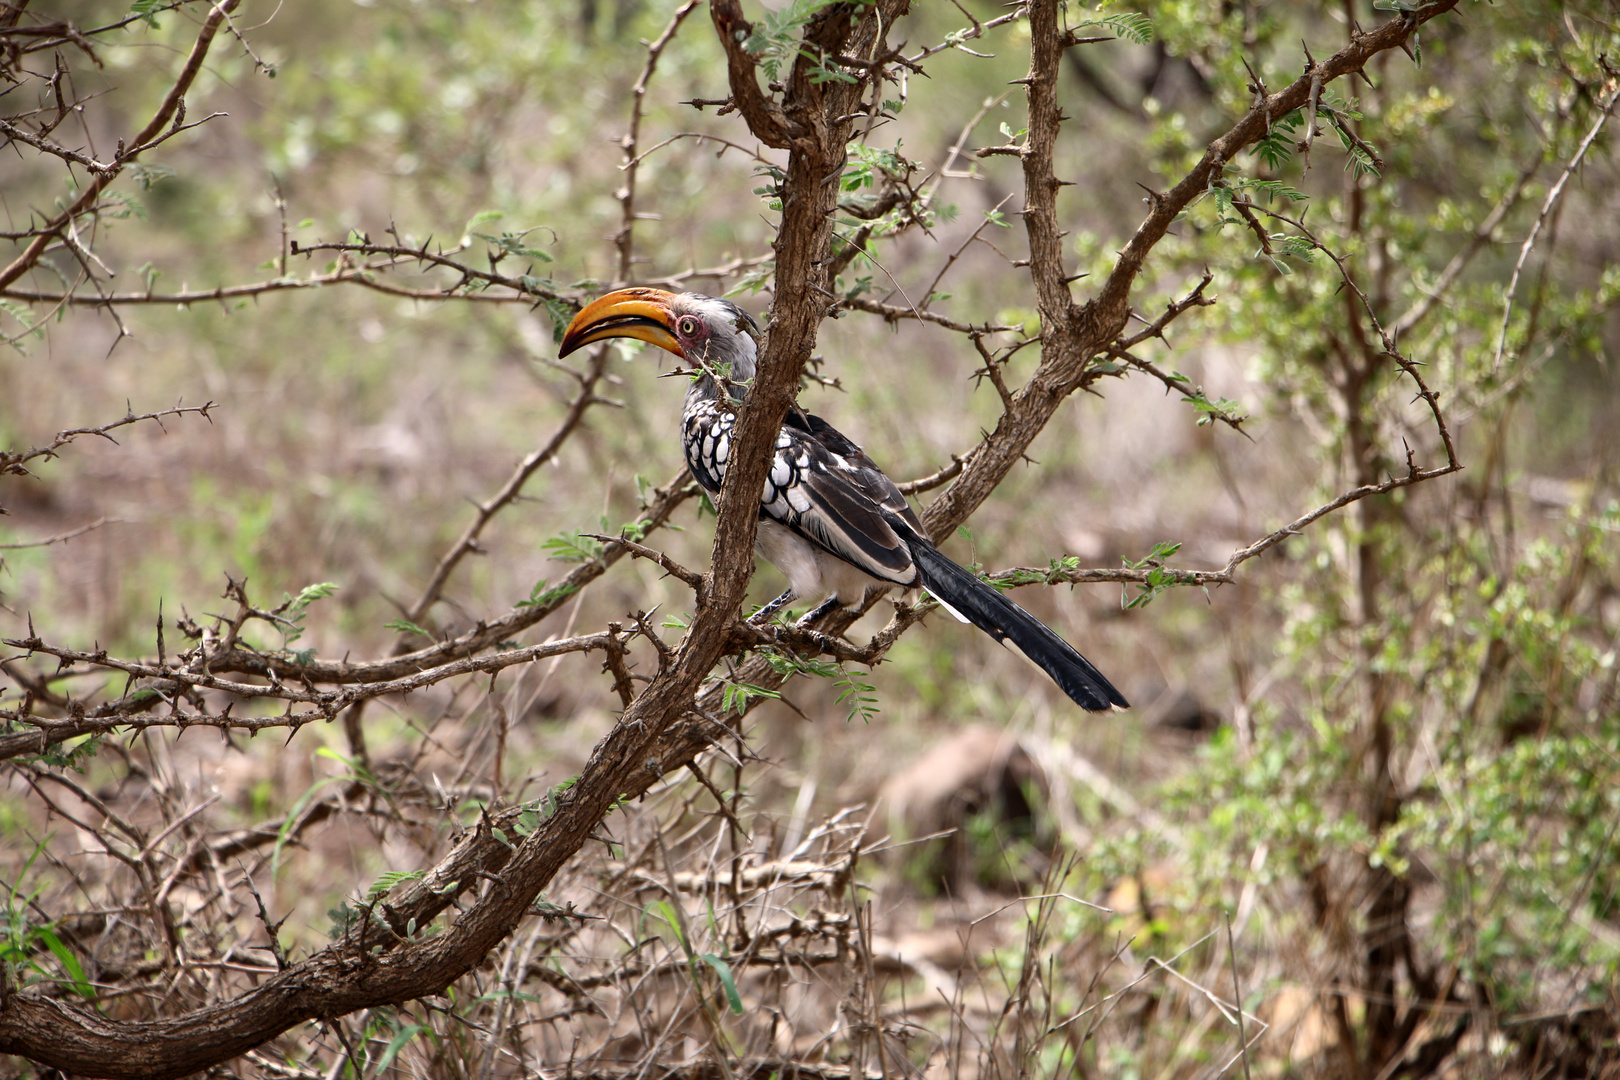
xmin=3 ymin=0 xmax=1619 ymax=1075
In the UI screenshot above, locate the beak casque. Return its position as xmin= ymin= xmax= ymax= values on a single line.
xmin=558 ymin=287 xmax=683 ymax=359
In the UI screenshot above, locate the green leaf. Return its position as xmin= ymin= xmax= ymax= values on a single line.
xmin=99 ymin=190 xmax=146 ymax=221
xmin=36 ymin=927 xmax=95 ymax=1001
xmin=289 ymin=581 xmax=339 ymax=612
xmin=1252 ymin=111 xmax=1304 ymax=170
xmin=127 ymin=163 xmax=176 ymax=191
xmin=372 ymin=1024 xmax=427 ymax=1073
xmin=1329 ymin=117 xmax=1383 ymax=179
xmin=835 ymin=670 xmax=879 ymax=724
xmin=699 ymin=952 xmax=746 ymax=1015
xmin=542 ymin=296 xmax=576 ymax=343
xmin=516 ymin=578 xmax=581 ymax=610
xmin=273 ymin=773 xmax=343 ymax=880
xmin=650 ymin=899 xmax=688 ymax=950
xmin=129 ymin=0 xmax=165 ymax=29
xmin=473 ymin=228 xmax=555 ymax=263
xmin=542 ymin=530 xmax=604 ymax=564
xmin=719 ymin=680 xmax=782 ymax=715
xmin=1120 ymin=541 xmax=1186 ymax=610
xmin=384 ymin=618 xmax=432 ymax=638
xmin=278 ymin=582 xmax=339 ymax=647
xmin=759 ymin=647 xmax=839 ymax=679
xmin=0 ymin=299 xmax=43 ymax=349
xmin=16 ymin=734 xmax=104 ymax=772
xmin=364 ymin=869 xmax=425 ymax=901
xmin=1093 ymin=12 xmax=1153 ymax=45
xmin=743 ymin=0 xmax=851 ymax=82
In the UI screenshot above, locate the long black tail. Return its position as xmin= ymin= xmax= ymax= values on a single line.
xmin=911 ymin=541 xmax=1129 ymax=712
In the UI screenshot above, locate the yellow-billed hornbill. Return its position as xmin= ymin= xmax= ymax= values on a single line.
xmin=560 ymin=288 xmax=1129 ymax=712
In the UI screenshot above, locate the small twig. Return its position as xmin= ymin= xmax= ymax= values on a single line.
xmin=1227 ymin=196 xmax=1274 ymax=255
xmin=1494 ymin=76 xmax=1620 ymax=370
xmin=601 ymin=626 xmax=638 ymax=709
xmin=287 ymin=237 xmax=573 ymax=303
xmin=579 ymin=533 xmax=705 ymax=595
xmin=1114 ymin=270 xmax=1217 ymax=351
xmin=1317 ymin=101 xmax=1386 ymax=172
xmin=0 ymin=0 xmax=244 ymax=293
xmin=838 ymin=296 xmax=1016 ymax=334
xmin=0 ymin=516 xmax=114 ymax=549
xmin=405 ymin=349 xmax=612 ymax=625
xmin=920 ymin=192 xmax=1015 ymax=308
xmin=1298 ymin=52 xmax=1323 ymax=167
xmin=614 ymin=0 xmax=704 ymax=284
xmin=1227 ymin=910 xmax=1254 ymax=1080
xmin=1240 ymin=202 xmax=1460 ymax=470
xmin=2 ymin=630 xmax=618 ymax=716
xmin=969 ymin=333 xmax=1017 ymax=411
xmin=240 ymin=869 xmax=290 ymax=971
xmin=896 ymin=456 xmax=964 ymax=496
xmin=1 ymin=403 xmax=216 ymax=479
xmin=905 ymin=5 xmax=1026 ymax=65
xmin=937 ymin=90 xmax=1013 ymax=178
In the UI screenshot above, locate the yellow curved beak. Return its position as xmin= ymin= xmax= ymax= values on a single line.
xmin=558 ymin=287 xmax=683 ymax=358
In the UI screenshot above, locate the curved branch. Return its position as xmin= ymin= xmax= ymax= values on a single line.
xmin=616 ymin=0 xmax=705 ymax=283
xmin=708 ymin=0 xmax=795 ymax=149
xmin=1 ymin=403 xmax=217 ymax=481
xmin=0 ymin=5 xmax=908 ymax=1071
xmin=403 ymin=349 xmax=615 ymax=625
xmin=919 ymin=0 xmax=1462 ymax=540
xmin=0 ymin=0 xmax=243 ymax=292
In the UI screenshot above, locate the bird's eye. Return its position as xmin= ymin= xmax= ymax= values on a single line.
xmin=676 ymin=316 xmax=701 ymax=338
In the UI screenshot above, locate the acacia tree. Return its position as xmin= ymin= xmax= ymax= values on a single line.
xmin=2 ymin=1 xmax=1613 ymax=1077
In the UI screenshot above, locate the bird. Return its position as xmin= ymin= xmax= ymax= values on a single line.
xmin=559 ymin=288 xmax=1129 ymax=712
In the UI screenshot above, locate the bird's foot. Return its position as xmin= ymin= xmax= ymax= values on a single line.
xmin=799 ymin=597 xmax=845 ymax=625
xmin=749 ymin=589 xmax=798 ymax=625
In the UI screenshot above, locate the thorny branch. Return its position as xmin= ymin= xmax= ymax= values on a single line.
xmin=616 ymin=0 xmax=706 ymax=284
xmin=0 ymin=0 xmax=244 ymax=293
xmin=0 ymin=404 xmax=217 ymax=518
xmin=0 ymin=2 xmax=1483 ymax=1076
xmin=1493 ymin=73 xmax=1620 ymax=369
xmin=402 ymin=348 xmax=616 ymax=626
xmin=287 ymin=235 xmax=574 ymax=303
xmin=609 ymin=0 xmax=1472 ymax=767
xmin=919 ymin=0 xmax=1463 ymax=540
xmin=0 ymin=244 xmax=782 ymax=312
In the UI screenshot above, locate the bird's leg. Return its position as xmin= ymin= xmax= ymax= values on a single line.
xmin=800 ymin=596 xmax=846 ymax=625
xmin=750 ymin=588 xmax=798 ymax=624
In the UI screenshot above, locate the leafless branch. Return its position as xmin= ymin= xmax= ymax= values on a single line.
xmin=403 ymin=349 xmax=615 ymax=625
xmin=0 ymin=516 xmax=113 ymax=549
xmin=1493 ymin=75 xmax=1620 ymax=369
xmin=1 ymin=403 xmax=217 ymax=480
xmin=838 ymin=296 xmax=1017 ymax=334
xmin=615 ymin=0 xmax=704 ymax=284
xmin=0 ymin=0 xmax=245 ymax=292
xmin=287 ymin=235 xmax=574 ymax=303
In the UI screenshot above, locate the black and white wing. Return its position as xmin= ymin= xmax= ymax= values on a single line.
xmin=758 ymin=409 xmax=923 ymax=588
